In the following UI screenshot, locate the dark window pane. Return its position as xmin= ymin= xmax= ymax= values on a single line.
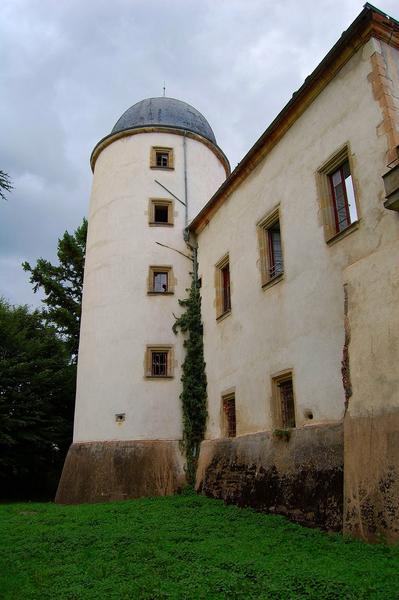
xmin=153 ymin=272 xmax=168 ymax=292
xmin=151 ymin=351 xmax=168 ymax=376
xmin=154 ymin=205 xmax=169 ymax=223
xmin=268 ymin=221 xmax=283 ymax=278
xmin=342 ymin=159 xmax=350 ymax=179
xmin=279 ymin=379 xmax=296 ymax=428
xmin=156 ymin=152 xmax=169 ymax=167
xmin=221 ymin=263 xmax=231 ymax=313
xmin=223 ymin=396 xmax=236 ymax=437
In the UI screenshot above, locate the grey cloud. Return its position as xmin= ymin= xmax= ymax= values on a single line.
xmin=1 ymin=0 xmax=398 ymax=306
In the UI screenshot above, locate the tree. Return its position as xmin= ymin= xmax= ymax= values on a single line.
xmin=0 ymin=170 xmax=13 ymax=201
xmin=0 ymin=299 xmax=75 ymax=499
xmin=23 ymin=218 xmax=87 ymax=361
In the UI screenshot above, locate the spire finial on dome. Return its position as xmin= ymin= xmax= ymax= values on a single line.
xmin=163 ymin=82 xmax=166 ymax=97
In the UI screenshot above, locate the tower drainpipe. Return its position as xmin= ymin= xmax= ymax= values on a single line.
xmin=183 ymin=131 xmax=188 ymax=227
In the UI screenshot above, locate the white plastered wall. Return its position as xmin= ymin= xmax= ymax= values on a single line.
xmin=74 ymin=131 xmax=226 ymax=442
xmin=197 ymin=38 xmax=399 ymax=439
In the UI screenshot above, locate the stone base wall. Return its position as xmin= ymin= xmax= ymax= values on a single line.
xmin=344 ymin=411 xmax=399 ymax=543
xmin=196 ymin=423 xmax=343 ymax=531
xmin=55 ymin=440 xmax=186 ymax=504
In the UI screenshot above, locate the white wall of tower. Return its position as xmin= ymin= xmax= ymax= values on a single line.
xmin=73 ymin=131 xmax=226 ymax=442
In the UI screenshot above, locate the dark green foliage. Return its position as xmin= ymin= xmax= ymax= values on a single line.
xmin=22 ymin=218 xmax=87 ymax=361
xmin=273 ymin=428 xmax=292 ymax=442
xmin=173 ymin=255 xmax=207 ymax=484
xmin=0 ymin=299 xmax=75 ymax=499
xmin=1 ymin=494 xmax=398 ymax=599
xmin=0 ymin=170 xmax=13 ymax=201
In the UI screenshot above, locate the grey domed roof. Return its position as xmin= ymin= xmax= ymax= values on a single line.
xmin=111 ymin=97 xmax=217 ymax=145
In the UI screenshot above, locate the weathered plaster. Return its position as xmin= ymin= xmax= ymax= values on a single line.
xmin=197 ymin=39 xmax=398 ymax=442
xmin=343 ymin=239 xmax=399 ymax=543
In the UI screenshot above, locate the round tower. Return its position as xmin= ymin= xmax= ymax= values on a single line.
xmin=56 ymin=97 xmax=229 ymax=503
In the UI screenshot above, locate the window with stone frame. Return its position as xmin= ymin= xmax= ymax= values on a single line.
xmin=317 ymin=145 xmax=359 ymax=242
xmin=150 ymin=147 xmax=174 ymax=170
xmin=147 ymin=266 xmax=174 ymax=294
xmin=257 ymin=207 xmax=284 ymax=288
xmin=271 ymin=371 xmax=296 ymax=429
xmin=145 ymin=346 xmax=174 ymax=378
xmin=215 ymin=254 xmax=231 ymax=319
xmin=222 ymin=392 xmax=236 ymax=437
xmin=149 ymin=199 xmax=174 ymax=226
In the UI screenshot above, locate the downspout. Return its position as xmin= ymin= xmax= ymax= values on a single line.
xmin=183 ymin=131 xmax=189 ymax=228
xmin=182 ymin=131 xmax=198 ymax=285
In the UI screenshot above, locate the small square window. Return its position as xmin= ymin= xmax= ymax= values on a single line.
xmin=145 ymin=346 xmax=173 ymax=378
xmin=148 ymin=266 xmax=174 ymax=294
xmin=150 ymin=147 xmax=174 ymax=170
xmin=149 ymin=199 xmax=173 ymax=226
xmin=222 ymin=393 xmax=236 ymax=437
xmin=257 ymin=208 xmax=284 ymax=288
xmin=272 ymin=372 xmax=296 ymax=429
xmin=215 ymin=254 xmax=231 ymax=319
xmin=317 ymin=146 xmax=359 ymax=241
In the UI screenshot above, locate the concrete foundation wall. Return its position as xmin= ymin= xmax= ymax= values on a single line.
xmin=196 ymin=424 xmax=343 ymax=531
xmin=56 ymin=440 xmax=186 ymax=504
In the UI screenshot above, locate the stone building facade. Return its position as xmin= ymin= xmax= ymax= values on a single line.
xmin=57 ymin=4 xmax=399 ymax=543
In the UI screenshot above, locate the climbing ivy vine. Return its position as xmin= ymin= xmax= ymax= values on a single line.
xmin=173 ymin=250 xmax=207 ymax=484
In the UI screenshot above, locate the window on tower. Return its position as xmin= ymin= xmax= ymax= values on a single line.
xmin=155 ymin=205 xmax=168 ymax=223
xmin=148 ymin=266 xmax=174 ymax=294
xmin=150 ymin=147 xmax=174 ymax=170
xmin=145 ymin=346 xmax=174 ymax=378
xmin=149 ymin=199 xmax=174 ymax=226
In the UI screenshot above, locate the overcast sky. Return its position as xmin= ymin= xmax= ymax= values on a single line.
xmin=1 ymin=0 xmax=398 ymax=308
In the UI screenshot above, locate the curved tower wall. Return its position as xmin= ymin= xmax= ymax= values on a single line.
xmin=75 ymin=132 xmax=226 ymax=442
xmin=56 ymin=127 xmax=228 ymax=503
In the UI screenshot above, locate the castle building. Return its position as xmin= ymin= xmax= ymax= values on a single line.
xmin=57 ymin=4 xmax=399 ymax=543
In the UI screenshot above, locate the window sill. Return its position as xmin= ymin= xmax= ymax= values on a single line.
xmin=149 ymin=222 xmax=174 ymax=227
xmin=326 ymin=220 xmax=360 ymax=246
xmin=216 ymin=309 xmax=231 ymax=323
xmin=150 ymin=166 xmax=174 ymax=171
xmin=147 ymin=291 xmax=174 ymax=296
xmin=262 ymin=273 xmax=284 ymax=291
xmin=145 ymin=375 xmax=174 ymax=380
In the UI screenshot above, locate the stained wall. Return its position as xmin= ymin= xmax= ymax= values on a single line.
xmin=195 ymin=38 xmax=399 ymax=533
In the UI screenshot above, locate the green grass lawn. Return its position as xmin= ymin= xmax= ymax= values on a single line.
xmin=1 ymin=491 xmax=398 ymax=600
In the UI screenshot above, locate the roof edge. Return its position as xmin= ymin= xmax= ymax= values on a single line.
xmin=189 ymin=3 xmax=399 ymax=234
